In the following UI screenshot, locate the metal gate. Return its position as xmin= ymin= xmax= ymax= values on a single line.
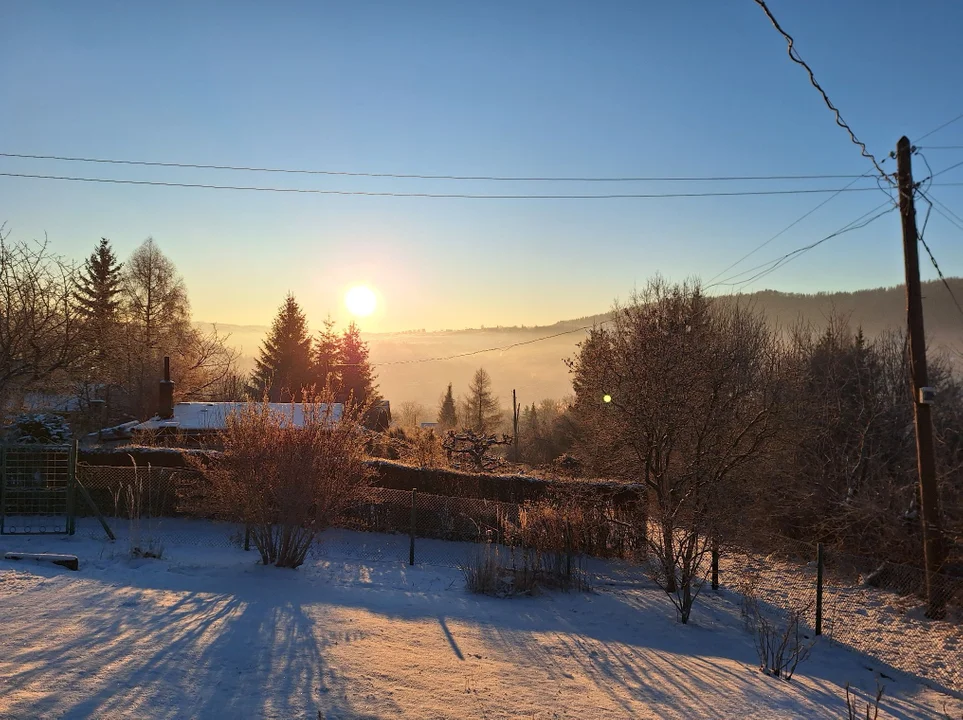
xmin=0 ymin=444 xmax=76 ymax=534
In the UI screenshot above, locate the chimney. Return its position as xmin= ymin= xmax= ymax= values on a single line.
xmin=158 ymin=356 xmax=174 ymax=419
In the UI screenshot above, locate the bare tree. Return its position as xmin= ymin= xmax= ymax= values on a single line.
xmin=119 ymin=238 xmax=238 ymax=416
xmin=0 ymin=226 xmax=84 ymax=411
xmin=395 ymin=401 xmax=426 ymax=430
xmin=569 ymin=278 xmax=781 ymax=622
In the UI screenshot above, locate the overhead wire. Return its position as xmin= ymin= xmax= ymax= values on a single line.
xmin=0 ymin=151 xmax=871 ymax=183
xmin=354 ymin=323 xmax=609 ymax=367
xmin=915 ymin=189 xmax=963 ymax=323
xmin=751 ymin=0 xmax=892 ymax=182
xmin=0 ymin=171 xmax=922 ymax=200
xmin=706 ymin=200 xmax=897 ymax=292
xmin=915 ymin=111 xmax=963 ymax=143
xmin=705 ymin=171 xmax=884 ymax=285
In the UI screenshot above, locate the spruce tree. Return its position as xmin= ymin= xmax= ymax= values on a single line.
xmin=312 ymin=315 xmax=342 ymax=394
xmin=74 ymin=238 xmax=123 ymax=334
xmin=338 ymin=321 xmax=378 ymax=405
xmin=437 ymin=383 xmax=458 ymax=429
xmin=250 ymin=294 xmax=314 ymax=401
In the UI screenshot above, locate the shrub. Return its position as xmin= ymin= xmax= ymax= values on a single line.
xmin=461 ymin=545 xmax=507 ymax=595
xmin=742 ymin=587 xmax=814 ymax=680
xmin=401 ymin=427 xmax=444 ymax=469
xmin=6 ymin=413 xmax=71 ymax=444
xmin=191 ymin=393 xmax=373 ymax=569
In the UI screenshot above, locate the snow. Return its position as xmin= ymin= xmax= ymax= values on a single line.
xmin=132 ymin=402 xmax=344 ymax=432
xmin=0 ymin=520 xmax=960 ymax=720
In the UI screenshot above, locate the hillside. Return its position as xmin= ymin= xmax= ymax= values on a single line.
xmin=197 ymin=279 xmax=963 ymax=414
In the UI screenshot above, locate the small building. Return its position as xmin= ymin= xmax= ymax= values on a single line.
xmin=131 ymin=400 xmax=344 ymax=447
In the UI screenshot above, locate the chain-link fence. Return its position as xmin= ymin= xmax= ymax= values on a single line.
xmin=74 ymin=463 xmax=960 ymax=692
xmin=719 ymin=535 xmax=962 ymax=693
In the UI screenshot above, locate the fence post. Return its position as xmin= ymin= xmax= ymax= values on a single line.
xmin=565 ymin=520 xmax=573 ymax=581
xmin=67 ymin=440 xmax=78 ymax=535
xmin=815 ymin=542 xmax=824 ymax=636
xmin=409 ymin=488 xmax=417 ymax=566
xmin=711 ymin=537 xmax=719 ymax=591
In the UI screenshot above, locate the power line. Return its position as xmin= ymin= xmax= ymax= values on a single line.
xmin=920 ymin=146 xmax=963 ymax=150
xmin=706 ymin=200 xmax=897 ymax=292
xmin=925 ymin=192 xmax=963 ymax=230
xmin=915 ymin=111 xmax=963 ymax=143
xmin=0 ymin=171 xmax=928 ymax=200
xmin=360 ymin=324 xmax=606 ymax=367
xmin=927 ymin=158 xmax=963 ymax=181
xmin=0 ymin=151 xmax=871 ymax=183
xmin=705 ymin=171 xmax=881 ymax=285
xmin=751 ymin=0 xmax=892 ymax=182
xmin=915 ymin=190 xmax=963 ymax=324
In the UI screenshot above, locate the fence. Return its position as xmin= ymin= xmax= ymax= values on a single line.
xmin=720 ymin=535 xmax=962 ymax=694
xmin=73 ymin=463 xmax=961 ymax=693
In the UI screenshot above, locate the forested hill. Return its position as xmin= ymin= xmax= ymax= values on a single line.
xmin=200 ymin=279 xmax=963 ymax=411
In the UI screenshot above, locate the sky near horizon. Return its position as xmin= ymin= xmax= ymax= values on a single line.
xmin=2 ymin=1 xmax=962 ymax=333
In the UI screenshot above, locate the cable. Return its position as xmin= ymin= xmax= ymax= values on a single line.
xmin=707 ymin=201 xmax=897 ymax=292
xmin=915 ymin=190 xmax=963 ymax=323
xmin=915 ymin=111 xmax=963 ymax=143
xmin=751 ymin=0 xmax=892 ymax=182
xmin=705 ymin=171 xmax=881 ymax=285
xmin=925 ymin=192 xmax=963 ymax=230
xmin=920 ymin=146 xmax=963 ymax=150
xmin=0 ymin=151 xmax=871 ymax=183
xmin=357 ymin=324 xmax=608 ymax=367
xmin=0 ymin=171 xmax=915 ymax=200
xmin=927 ymin=158 xmax=963 ymax=181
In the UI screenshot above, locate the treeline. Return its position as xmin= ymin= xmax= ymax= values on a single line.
xmin=0 ymin=230 xmax=238 ymax=424
xmin=568 ymin=278 xmax=962 ymax=617
xmin=390 ymin=368 xmax=576 ymax=465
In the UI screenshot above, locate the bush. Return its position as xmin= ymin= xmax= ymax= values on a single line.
xmin=190 ymin=393 xmax=373 ymax=568
xmin=461 ymin=545 xmax=507 ymax=595
xmin=742 ymin=585 xmax=814 ymax=680
xmin=5 ymin=413 xmax=71 ymax=444
xmin=400 ymin=427 xmax=444 ymax=469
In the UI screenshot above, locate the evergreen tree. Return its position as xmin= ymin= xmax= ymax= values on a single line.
xmin=338 ymin=321 xmax=379 ymax=405
xmin=312 ymin=315 xmax=342 ymax=394
xmin=74 ymin=238 xmax=123 ymax=326
xmin=250 ymin=294 xmax=314 ymax=401
xmin=73 ymin=238 xmax=125 ymax=398
xmin=462 ymin=367 xmax=503 ymax=433
xmin=437 ymin=382 xmax=458 ymax=429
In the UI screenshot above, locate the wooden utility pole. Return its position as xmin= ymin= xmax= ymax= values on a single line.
xmin=896 ymin=135 xmax=948 ymax=619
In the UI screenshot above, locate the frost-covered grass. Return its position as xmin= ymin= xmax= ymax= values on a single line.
xmin=0 ymin=519 xmax=959 ymax=720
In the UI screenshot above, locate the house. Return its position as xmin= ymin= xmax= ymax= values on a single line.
xmin=131 ymin=401 xmax=344 ymax=446
xmin=125 ymin=357 xmax=395 ymax=447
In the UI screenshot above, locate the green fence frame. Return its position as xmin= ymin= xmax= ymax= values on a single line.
xmin=0 ymin=441 xmax=77 ymax=535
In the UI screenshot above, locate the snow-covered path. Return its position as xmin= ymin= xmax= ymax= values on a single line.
xmin=0 ymin=524 xmax=959 ymax=719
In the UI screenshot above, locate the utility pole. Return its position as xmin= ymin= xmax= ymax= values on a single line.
xmin=896 ymin=135 xmax=947 ymax=619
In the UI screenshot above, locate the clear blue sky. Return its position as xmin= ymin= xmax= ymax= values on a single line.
xmin=1 ymin=0 xmax=962 ymax=331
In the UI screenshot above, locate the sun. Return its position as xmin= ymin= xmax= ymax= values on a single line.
xmin=345 ymin=285 xmax=377 ymax=317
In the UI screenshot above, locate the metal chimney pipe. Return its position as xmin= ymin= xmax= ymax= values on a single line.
xmin=158 ymin=356 xmax=175 ymax=419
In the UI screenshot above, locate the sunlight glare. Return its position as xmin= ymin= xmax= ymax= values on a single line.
xmin=345 ymin=285 xmax=377 ymax=317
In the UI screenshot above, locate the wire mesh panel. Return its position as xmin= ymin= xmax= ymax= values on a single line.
xmin=0 ymin=444 xmax=74 ymax=534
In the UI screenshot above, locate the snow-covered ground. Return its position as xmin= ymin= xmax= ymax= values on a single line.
xmin=1 ymin=519 xmax=960 ymax=720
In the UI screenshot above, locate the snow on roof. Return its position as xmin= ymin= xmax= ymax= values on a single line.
xmin=20 ymin=393 xmax=82 ymax=414
xmin=132 ymin=402 xmax=344 ymax=432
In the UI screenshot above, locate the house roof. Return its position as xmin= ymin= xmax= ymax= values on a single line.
xmin=132 ymin=402 xmax=344 ymax=432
